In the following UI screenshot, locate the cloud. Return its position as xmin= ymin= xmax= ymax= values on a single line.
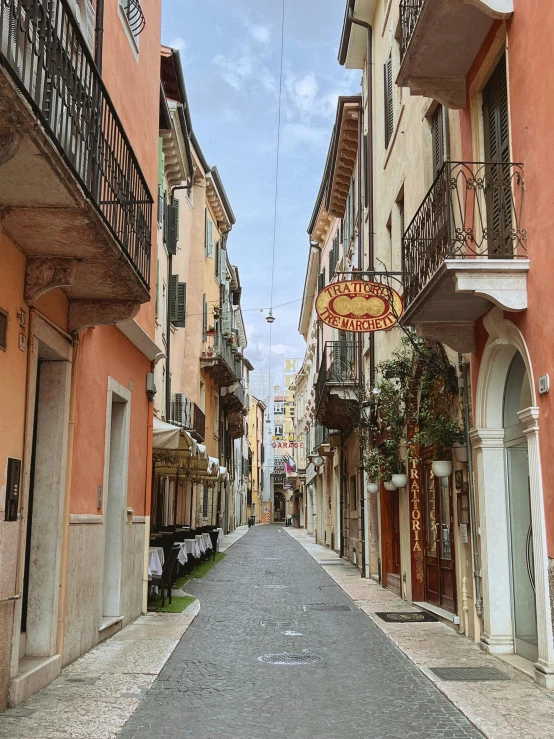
xmin=167 ymin=36 xmax=187 ymax=54
xmin=249 ymin=24 xmax=270 ymax=44
xmin=281 ymin=122 xmax=329 ymax=150
xmin=213 ymin=51 xmax=255 ymax=92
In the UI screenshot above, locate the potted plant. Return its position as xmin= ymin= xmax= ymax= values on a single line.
xmin=453 ymin=441 xmax=468 ymax=463
xmin=412 ymin=409 xmax=465 ymax=478
xmin=206 ymin=325 xmax=217 ymax=336
xmin=383 ymin=480 xmax=397 ymax=492
xmin=291 ymin=513 xmax=300 ymax=528
xmin=359 ymin=447 xmax=383 ymax=494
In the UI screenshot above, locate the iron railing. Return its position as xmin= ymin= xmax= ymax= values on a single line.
xmin=0 ymin=0 xmax=152 ymax=286
xmin=402 ymin=161 xmax=526 ymax=307
xmin=315 ymin=341 xmax=360 ymax=413
xmin=214 ymin=336 xmax=242 ymax=381
xmin=400 ymin=0 xmax=425 ymax=61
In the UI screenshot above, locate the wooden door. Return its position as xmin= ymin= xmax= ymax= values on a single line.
xmin=423 ymin=460 xmax=456 ymax=612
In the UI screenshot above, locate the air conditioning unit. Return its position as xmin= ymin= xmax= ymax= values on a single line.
xmin=171 ymin=393 xmax=192 ymax=428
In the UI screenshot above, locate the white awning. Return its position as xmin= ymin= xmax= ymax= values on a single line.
xmin=152 ymin=418 xmax=194 ymax=451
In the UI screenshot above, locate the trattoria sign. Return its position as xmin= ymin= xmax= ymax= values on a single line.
xmin=316 ymin=280 xmax=403 ymax=333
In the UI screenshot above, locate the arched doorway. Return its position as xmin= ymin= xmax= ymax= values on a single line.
xmin=473 ymin=312 xmax=554 ymax=686
xmin=503 ymin=353 xmax=537 ymax=661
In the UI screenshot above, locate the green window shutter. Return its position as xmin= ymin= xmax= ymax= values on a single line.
xmin=219 ymin=245 xmax=227 ymax=284
xmin=384 ymin=55 xmax=393 ymax=148
xmin=215 ymin=240 xmax=220 ymax=280
xmin=162 ymin=191 xmax=167 ymax=244
xmin=155 ymin=259 xmax=159 ymax=319
xmin=170 ymin=274 xmax=179 ymax=323
xmin=202 ymin=293 xmax=207 ymax=339
xmin=205 ymin=210 xmax=214 ymax=257
xmin=174 ymin=282 xmax=186 ymax=328
xmin=166 ymin=201 xmax=178 ymax=255
xmin=158 ymin=137 xmax=165 ymax=188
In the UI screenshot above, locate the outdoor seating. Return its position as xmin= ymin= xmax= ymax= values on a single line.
xmin=150 ymin=543 xmax=181 ymax=607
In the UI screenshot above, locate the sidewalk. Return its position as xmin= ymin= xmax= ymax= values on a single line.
xmin=285 ymin=527 xmax=554 ymax=739
xmin=0 ymin=525 xmax=249 ymax=739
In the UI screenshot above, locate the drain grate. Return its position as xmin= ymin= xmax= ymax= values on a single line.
xmin=260 ymin=620 xmax=299 ymax=628
xmin=430 ymin=667 xmax=511 ymax=682
xmin=303 ymin=604 xmax=352 ymax=612
xmin=376 ymin=611 xmax=438 ymax=623
xmin=258 ymin=653 xmax=321 ymax=665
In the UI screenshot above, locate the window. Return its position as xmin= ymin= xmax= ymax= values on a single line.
xmin=384 ymin=54 xmax=393 ymax=148
xmin=205 ymin=209 xmax=214 ymax=257
xmin=166 ymin=201 xmax=179 ymax=255
xmin=199 ymin=380 xmax=206 ymax=412
xmin=170 ymin=275 xmax=186 ymax=328
xmin=317 ymin=268 xmax=326 ymax=293
xmin=215 ymin=240 xmax=221 ymax=281
xmin=213 ymin=390 xmax=219 ymax=438
xmin=329 ymin=233 xmax=339 ymax=280
xmin=431 ymin=106 xmax=444 ymax=179
xmin=119 ymin=0 xmax=145 ymax=52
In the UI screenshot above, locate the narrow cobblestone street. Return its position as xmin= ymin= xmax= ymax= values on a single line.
xmin=120 ymin=525 xmax=481 ymax=739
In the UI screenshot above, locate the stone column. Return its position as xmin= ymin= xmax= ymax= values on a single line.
xmin=470 ymin=427 xmax=514 ymax=654
xmin=519 ymin=407 xmax=554 ymax=688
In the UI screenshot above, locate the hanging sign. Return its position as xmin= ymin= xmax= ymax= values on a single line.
xmin=315 ymin=280 xmax=403 ymax=333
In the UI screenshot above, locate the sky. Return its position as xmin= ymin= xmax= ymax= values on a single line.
xmin=162 ymin=0 xmax=360 ymax=375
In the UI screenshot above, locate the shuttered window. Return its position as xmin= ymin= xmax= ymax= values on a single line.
xmin=170 ymin=274 xmax=179 ymax=324
xmin=384 ymin=55 xmax=394 ymax=148
xmin=205 ymin=209 xmax=214 ymax=257
xmin=166 ymin=200 xmax=179 ymax=255
xmin=202 ymin=293 xmax=207 ymax=339
xmin=0 ymin=309 xmax=7 ymax=352
xmin=329 ymin=233 xmax=339 ymax=280
xmin=483 ymin=55 xmax=512 ymax=257
xmin=431 ymin=106 xmax=444 ymax=179
xmin=317 ymin=268 xmax=326 ymax=293
xmin=173 ymin=282 xmax=186 ymax=328
xmin=215 ymin=240 xmax=220 ymax=281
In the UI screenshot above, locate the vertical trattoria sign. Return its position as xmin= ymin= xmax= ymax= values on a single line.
xmin=408 ymin=424 xmax=425 ymax=602
xmin=315 ymin=280 xmax=403 ymax=333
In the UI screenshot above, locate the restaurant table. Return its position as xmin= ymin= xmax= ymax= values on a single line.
xmin=216 ymin=527 xmax=224 ymax=542
xmin=177 ymin=543 xmax=189 ymax=566
xmin=148 ymin=547 xmax=164 ymax=580
xmin=195 ymin=534 xmax=206 ymax=554
xmin=183 ymin=538 xmax=202 ymax=559
xmin=202 ymin=533 xmax=213 ymax=551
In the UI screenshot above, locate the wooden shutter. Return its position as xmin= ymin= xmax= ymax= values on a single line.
xmin=166 ymin=201 xmax=178 ymax=255
xmin=174 ymin=282 xmax=186 ymax=328
xmin=155 ymin=259 xmax=159 ymax=319
xmin=202 ymin=293 xmax=207 ymax=339
xmin=205 ymin=211 xmax=214 ymax=257
xmin=384 ymin=55 xmax=393 ymax=148
xmin=219 ymin=245 xmax=227 ymax=284
xmin=483 ymin=56 xmax=511 ymax=257
xmin=431 ymin=106 xmax=444 ymax=179
xmin=215 ymin=240 xmax=220 ymax=279
xmin=0 ymin=309 xmax=7 ymax=352
xmin=170 ymin=274 xmax=179 ymax=323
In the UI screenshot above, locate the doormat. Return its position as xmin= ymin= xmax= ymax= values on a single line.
xmin=430 ymin=667 xmax=511 ymax=681
xmin=375 ymin=611 xmax=438 ymax=623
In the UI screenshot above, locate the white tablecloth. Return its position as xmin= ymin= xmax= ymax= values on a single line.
xmin=216 ymin=527 xmax=224 ymax=542
xmin=148 ymin=547 xmax=164 ymax=580
xmin=202 ymin=533 xmax=213 ymax=550
xmin=196 ymin=534 xmax=206 ymax=554
xmin=183 ymin=538 xmax=202 ymax=559
xmin=177 ymin=543 xmax=189 ymax=566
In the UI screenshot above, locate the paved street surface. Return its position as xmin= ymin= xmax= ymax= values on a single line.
xmin=120 ymin=525 xmax=481 ymax=739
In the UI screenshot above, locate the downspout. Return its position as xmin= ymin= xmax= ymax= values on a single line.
xmin=94 ymin=0 xmax=105 ymax=73
xmin=459 ymin=356 xmax=483 ymax=619
xmin=356 ymin=89 xmax=366 ymax=577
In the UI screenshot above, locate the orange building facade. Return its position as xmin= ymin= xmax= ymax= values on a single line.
xmin=0 ymin=0 xmax=161 ymax=707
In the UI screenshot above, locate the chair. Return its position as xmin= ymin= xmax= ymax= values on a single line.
xmin=150 ymin=543 xmax=180 ymax=607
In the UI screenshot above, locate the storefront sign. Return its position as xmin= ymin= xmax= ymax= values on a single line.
xmin=315 ymin=280 xmax=403 ymax=333
xmin=408 ymin=425 xmax=425 ymax=602
xmin=271 ymin=441 xmax=304 ymax=449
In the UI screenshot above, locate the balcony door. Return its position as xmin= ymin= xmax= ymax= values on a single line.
xmin=423 ymin=459 xmax=456 ymax=613
xmin=483 ymin=55 xmax=513 ymax=257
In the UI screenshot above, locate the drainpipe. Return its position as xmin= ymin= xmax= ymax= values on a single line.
xmin=94 ymin=0 xmax=105 ymax=73
xmin=459 ymin=355 xmax=483 ymax=619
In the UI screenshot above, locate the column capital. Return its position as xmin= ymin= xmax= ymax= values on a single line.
xmin=469 ymin=427 xmax=504 ymax=449
xmin=518 ymin=406 xmax=539 ymax=433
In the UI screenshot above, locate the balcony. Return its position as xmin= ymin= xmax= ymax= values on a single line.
xmin=0 ymin=0 xmax=152 ymax=330
xmin=315 ymin=342 xmax=360 ymax=431
xmin=170 ymin=394 xmax=206 ymax=442
xmin=401 ymin=161 xmax=528 ymax=352
xmin=221 ymin=381 xmax=247 ymax=414
xmin=398 ymin=0 xmax=513 ymax=108
xmin=200 ymin=334 xmax=242 ymax=388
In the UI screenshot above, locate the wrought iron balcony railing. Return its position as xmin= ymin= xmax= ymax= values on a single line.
xmin=400 ymin=0 xmax=425 ymax=61
xmin=402 ymin=161 xmax=526 ymax=308
xmin=192 ymin=404 xmax=205 ymax=441
xmin=315 ymin=341 xmax=360 ymax=413
xmin=0 ymin=0 xmax=152 ymax=286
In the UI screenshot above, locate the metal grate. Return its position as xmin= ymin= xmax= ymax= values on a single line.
xmin=375 ymin=611 xmax=438 ymax=623
xmin=0 ymin=309 xmax=7 ymax=351
xmin=430 ymin=667 xmax=511 ymax=682
xmin=303 ymin=604 xmax=352 ymax=612
xmin=258 ymin=653 xmax=321 ymax=665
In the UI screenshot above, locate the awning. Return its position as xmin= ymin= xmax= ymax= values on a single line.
xmin=153 ymin=418 xmax=194 ymax=451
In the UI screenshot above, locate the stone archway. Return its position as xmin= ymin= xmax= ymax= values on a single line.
xmin=472 ymin=308 xmax=554 ymax=687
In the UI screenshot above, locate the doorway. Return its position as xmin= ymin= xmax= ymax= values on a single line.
xmin=503 ymin=353 xmax=538 ymax=661
xmin=423 ymin=459 xmax=456 ymax=613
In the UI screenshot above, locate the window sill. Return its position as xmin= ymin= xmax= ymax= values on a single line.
xmin=98 ymin=616 xmax=123 ymax=632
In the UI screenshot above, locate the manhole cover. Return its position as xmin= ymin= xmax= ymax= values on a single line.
xmin=260 ymin=620 xmax=298 ymax=628
xmin=258 ymin=653 xmax=321 ymax=665
xmin=303 ymin=604 xmax=352 ymax=612
xmin=430 ymin=667 xmax=511 ymax=681
xmin=375 ymin=611 xmax=438 ymax=623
